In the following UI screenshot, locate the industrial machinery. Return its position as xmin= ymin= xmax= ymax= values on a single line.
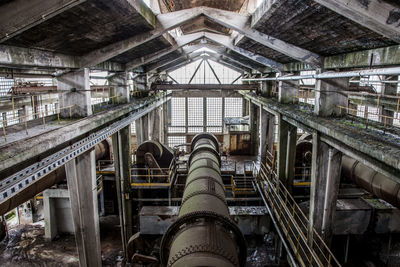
xmin=160 ymin=133 xmax=246 ymax=267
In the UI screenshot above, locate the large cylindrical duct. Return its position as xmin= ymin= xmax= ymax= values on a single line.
xmin=0 ymin=138 xmax=112 ymax=215
xmin=342 ymin=155 xmax=400 ymax=208
xmin=160 ymin=133 xmax=246 ymax=267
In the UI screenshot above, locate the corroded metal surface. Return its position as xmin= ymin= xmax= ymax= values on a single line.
xmin=160 ymin=133 xmax=246 ymax=267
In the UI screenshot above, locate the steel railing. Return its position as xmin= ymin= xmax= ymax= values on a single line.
xmin=257 ymin=163 xmax=341 ymax=267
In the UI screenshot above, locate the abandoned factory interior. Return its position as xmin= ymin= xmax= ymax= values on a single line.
xmin=1 ymin=0 xmax=400 ymax=266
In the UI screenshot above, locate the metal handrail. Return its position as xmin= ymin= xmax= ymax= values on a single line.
xmin=258 ymin=163 xmax=341 ymax=267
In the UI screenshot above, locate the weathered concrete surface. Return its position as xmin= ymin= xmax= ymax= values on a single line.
xmin=66 ymin=150 xmax=101 ymax=267
xmin=0 ymin=93 xmax=170 ymax=178
xmin=57 ymin=68 xmax=92 ymax=117
xmin=240 ymin=91 xmax=400 ymax=182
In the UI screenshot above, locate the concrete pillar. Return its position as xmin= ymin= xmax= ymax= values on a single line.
xmin=260 ymin=108 xmax=268 ymax=164
xmin=380 ymin=76 xmax=397 ymax=126
xmin=18 ymin=106 xmax=26 ymax=123
xmin=143 ymin=114 xmax=149 ymax=142
xmin=43 ymin=189 xmax=73 ymax=240
xmin=260 ymin=109 xmax=275 ymax=164
xmin=112 ymin=126 xmax=133 ymax=256
xmin=65 ymin=150 xmax=101 ymax=267
xmin=249 ymin=102 xmax=259 ymax=155
xmin=261 ymin=77 xmax=276 ymax=98
xmin=135 ymin=119 xmax=143 ymax=146
xmin=161 ymin=101 xmax=168 ymax=144
xmin=149 ymin=108 xmax=161 ymax=141
xmin=314 ymin=73 xmax=349 ymax=117
xmin=57 ymin=68 xmax=91 ymax=118
xmin=279 ymin=74 xmax=299 ymax=104
xmin=276 ymin=116 xmax=297 ymax=190
xmin=108 ymin=72 xmax=130 ymax=104
xmin=309 ymin=133 xmax=342 ymax=245
xmin=243 ymin=99 xmax=249 ymax=117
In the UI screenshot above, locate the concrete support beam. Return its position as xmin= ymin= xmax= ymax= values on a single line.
xmin=57 ymin=68 xmax=91 ymax=118
xmin=108 ymin=72 xmax=130 ymax=103
xmin=201 ymin=7 xmax=321 ymax=66
xmin=314 ymin=0 xmax=400 ymax=43
xmin=112 ymin=126 xmax=133 ymax=256
xmin=314 ymin=74 xmax=349 ymax=117
xmin=249 ymin=102 xmax=259 ymax=155
xmin=260 ymin=109 xmax=269 ymax=164
xmin=148 ymin=108 xmax=161 ymax=141
xmin=204 ymin=32 xmax=281 ymax=71
xmin=0 ymin=44 xmax=81 ymax=69
xmin=309 ymin=133 xmax=342 ymax=245
xmin=278 ymin=74 xmax=299 ymax=104
xmin=65 ymin=150 xmax=101 ymax=267
xmin=161 ymin=101 xmax=168 ymax=144
xmin=277 ymin=116 xmax=297 ymax=190
xmin=127 ymin=32 xmax=203 ymax=70
xmin=0 ymin=0 xmax=87 ymax=42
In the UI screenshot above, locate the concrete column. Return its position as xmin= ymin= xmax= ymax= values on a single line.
xmin=143 ymin=114 xmax=149 ymax=142
xmin=18 ymin=106 xmax=26 ymax=123
xmin=314 ymin=73 xmax=349 ymax=117
xmin=249 ymin=102 xmax=259 ymax=155
xmin=243 ymin=99 xmax=249 ymax=117
xmin=309 ymin=133 xmax=342 ymax=245
xmin=148 ymin=108 xmax=161 ymax=141
xmin=278 ymin=74 xmax=299 ymax=104
xmin=161 ymin=101 xmax=168 ymax=144
xmin=276 ymin=115 xmax=297 ymax=190
xmin=112 ymin=126 xmax=133 ymax=256
xmin=260 ymin=108 xmax=268 ymax=164
xmin=65 ymin=150 xmax=101 ymax=267
xmin=380 ymin=76 xmax=397 ymax=126
xmin=57 ymin=68 xmax=91 ymax=118
xmin=135 ymin=119 xmax=143 ymax=146
xmin=261 ymin=77 xmax=276 ymax=98
xmin=108 ymin=72 xmax=130 ymax=104
xmin=43 ymin=189 xmax=73 ymax=240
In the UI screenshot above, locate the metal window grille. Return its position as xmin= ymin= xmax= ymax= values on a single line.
xmin=188 ymin=97 xmax=203 ymax=133
xmin=169 ymin=97 xmax=186 ymax=133
xmin=168 ymin=136 xmax=186 ymax=151
xmin=224 ymin=97 xmax=243 ymax=118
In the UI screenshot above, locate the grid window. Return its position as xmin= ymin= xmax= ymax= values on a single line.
xmin=206 ymin=98 xmax=222 ymax=128
xmin=169 ymin=97 xmax=186 ymax=133
xmin=394 ymin=112 xmax=400 ymax=126
xmin=168 ymin=136 xmax=186 ymax=151
xmin=225 ymin=98 xmax=243 ymax=118
xmin=357 ymin=105 xmax=366 ymax=117
xmin=206 ymin=126 xmax=222 ymax=133
xmin=0 ymin=77 xmax=14 ymax=96
xmin=300 ymin=70 xmax=316 ymax=85
xmin=367 ymin=107 xmax=380 ymax=122
xmin=188 ymin=97 xmax=203 ymax=129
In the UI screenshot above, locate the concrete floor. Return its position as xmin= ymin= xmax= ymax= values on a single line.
xmin=0 ymin=216 xmax=122 ymax=267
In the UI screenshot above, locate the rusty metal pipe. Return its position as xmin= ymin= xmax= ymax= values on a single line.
xmin=342 ymin=155 xmax=400 ymax=208
xmin=0 ymin=138 xmax=112 ymax=215
xmin=160 ymin=133 xmax=246 ymax=267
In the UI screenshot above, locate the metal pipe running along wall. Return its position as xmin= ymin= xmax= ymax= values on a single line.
xmin=160 ymin=133 xmax=246 ymax=267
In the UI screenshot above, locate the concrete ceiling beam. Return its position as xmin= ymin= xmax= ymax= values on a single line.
xmin=0 ymin=0 xmax=87 ymax=43
xmin=203 ymin=32 xmax=278 ymax=71
xmin=80 ymin=7 xmax=205 ymax=68
xmin=126 ymin=32 xmax=204 ymax=70
xmin=314 ymin=0 xmax=400 ymax=43
xmin=200 ymin=6 xmax=322 ymax=66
